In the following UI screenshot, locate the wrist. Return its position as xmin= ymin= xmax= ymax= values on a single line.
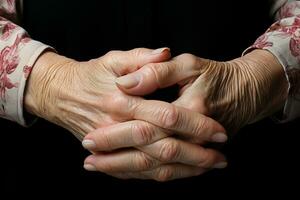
xmin=233 ymin=49 xmax=289 ymax=121
xmin=24 ymin=51 xmax=77 ymax=119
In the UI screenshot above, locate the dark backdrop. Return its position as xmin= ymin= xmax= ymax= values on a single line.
xmin=1 ymin=0 xmax=299 ymax=197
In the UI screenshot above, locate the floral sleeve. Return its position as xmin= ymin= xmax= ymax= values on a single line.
xmin=244 ymin=0 xmax=300 ymax=122
xmin=1 ymin=0 xmax=50 ymax=126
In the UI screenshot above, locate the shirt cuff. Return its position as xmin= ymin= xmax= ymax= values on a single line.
xmin=0 ymin=38 xmax=50 ymax=126
xmin=243 ymin=17 xmax=300 ymax=122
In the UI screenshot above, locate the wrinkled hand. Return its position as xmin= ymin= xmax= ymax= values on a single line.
xmin=24 ymin=48 xmax=171 ymax=139
xmin=82 ymin=49 xmax=288 ymax=181
xmin=115 ymin=49 xmax=289 ymax=133
xmin=24 ymin=48 xmax=227 ymax=181
xmin=83 ymin=114 xmax=227 ymax=181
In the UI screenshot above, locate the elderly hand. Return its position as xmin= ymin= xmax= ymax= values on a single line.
xmin=82 ymin=49 xmax=288 ymax=181
xmin=115 ymin=49 xmax=289 ymax=133
xmin=24 ymin=48 xmax=172 ymax=139
xmin=24 ymin=48 xmax=227 ymax=181
xmin=83 ymin=112 xmax=227 ymax=181
xmin=83 ymin=49 xmax=288 ymax=181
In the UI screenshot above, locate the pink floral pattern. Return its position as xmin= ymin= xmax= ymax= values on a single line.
xmin=290 ymin=36 xmax=300 ymax=57
xmin=23 ymin=65 xmax=32 ymax=79
xmin=0 ymin=0 xmax=15 ymax=13
xmin=279 ymin=1 xmax=300 ymax=18
xmin=252 ymin=34 xmax=274 ymax=49
xmin=0 ymin=35 xmax=23 ymax=101
xmin=0 ymin=0 xmax=16 ymax=21
xmin=0 ymin=34 xmax=30 ymax=101
xmin=0 ymin=19 xmax=16 ymax=40
xmin=1 ymin=0 xmax=49 ymax=124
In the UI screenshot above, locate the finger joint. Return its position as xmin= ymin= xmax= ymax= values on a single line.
xmin=132 ymin=122 xmax=155 ymax=146
xmin=155 ymin=166 xmax=174 ymax=182
xmin=159 ymin=139 xmax=180 ymax=162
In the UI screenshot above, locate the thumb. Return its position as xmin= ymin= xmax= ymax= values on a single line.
xmin=115 ymin=53 xmax=203 ymax=96
xmin=109 ymin=47 xmax=171 ymax=76
xmin=173 ymin=85 xmax=209 ymax=115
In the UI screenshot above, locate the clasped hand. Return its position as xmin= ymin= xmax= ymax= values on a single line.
xmin=25 ymin=47 xmax=288 ymax=181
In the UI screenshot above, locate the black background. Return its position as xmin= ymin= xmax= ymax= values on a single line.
xmin=1 ymin=0 xmax=299 ymax=197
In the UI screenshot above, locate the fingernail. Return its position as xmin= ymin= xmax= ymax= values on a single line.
xmin=82 ymin=139 xmax=96 ymax=150
xmin=115 ymin=74 xmax=140 ymax=89
xmin=84 ymin=164 xmax=97 ymax=171
xmin=151 ymin=47 xmax=170 ymax=55
xmin=213 ymin=162 xmax=228 ymax=169
xmin=211 ymin=132 xmax=228 ymax=143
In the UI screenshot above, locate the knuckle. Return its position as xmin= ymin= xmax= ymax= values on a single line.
xmin=197 ymin=150 xmax=213 ymax=168
xmin=192 ymin=117 xmax=209 ymax=138
xmin=145 ymin=63 xmax=168 ymax=86
xmin=105 ymin=50 xmax=119 ymax=56
xmin=132 ymin=48 xmax=146 ymax=57
xmin=132 ymin=122 xmax=155 ymax=146
xmin=159 ymin=104 xmax=179 ymax=129
xmin=186 ymin=100 xmax=209 ymax=115
xmin=143 ymin=63 xmax=158 ymax=76
xmin=104 ymin=50 xmax=123 ymax=68
xmin=159 ymin=140 xmax=180 ymax=162
xmin=109 ymin=95 xmax=129 ymax=110
xmin=177 ymin=53 xmax=197 ymax=67
xmin=155 ymin=166 xmax=174 ymax=182
xmin=135 ymin=152 xmax=156 ymax=170
xmin=104 ymin=50 xmax=119 ymax=62
xmin=92 ymin=130 xmax=112 ymax=150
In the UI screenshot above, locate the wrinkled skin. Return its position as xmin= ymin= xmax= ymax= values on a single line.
xmin=25 ymin=48 xmax=227 ymax=181
xmin=82 ymin=49 xmax=288 ymax=181
xmin=25 ymin=48 xmax=173 ymax=139
xmin=117 ymin=49 xmax=289 ymax=134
